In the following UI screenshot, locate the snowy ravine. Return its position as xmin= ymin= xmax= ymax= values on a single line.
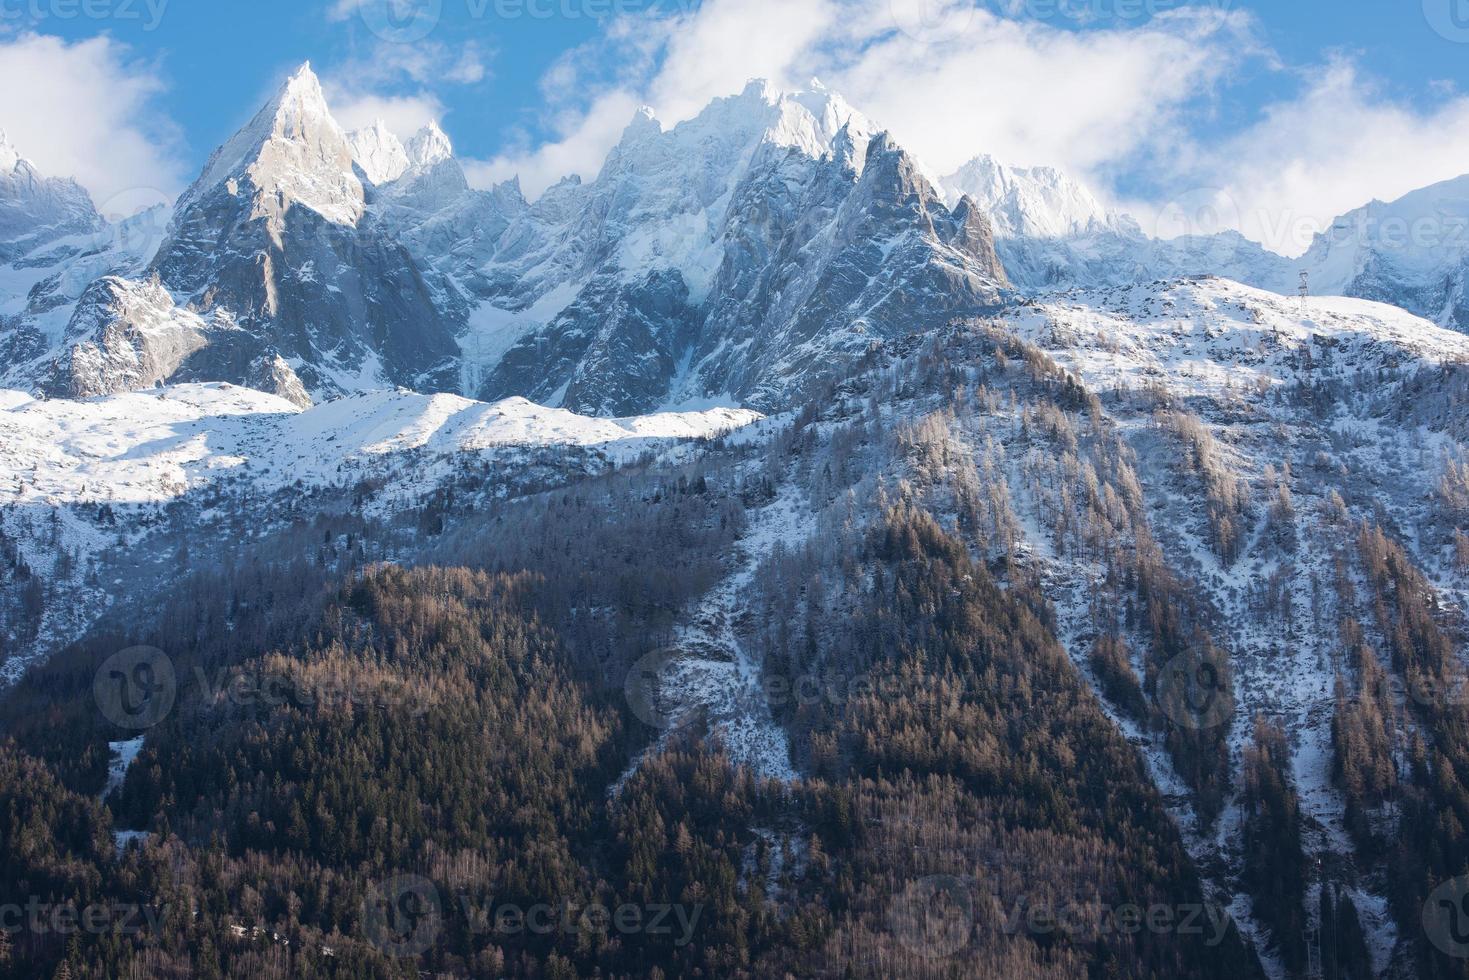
xmin=103 ymin=737 xmax=152 ymax=853
xmin=994 ymin=277 xmax=1469 ymax=973
xmin=615 ymin=464 xmax=812 ymax=790
xmin=989 ymin=449 xmax=1289 ymax=979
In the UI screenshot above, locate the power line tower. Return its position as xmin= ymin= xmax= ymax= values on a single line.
xmin=1299 ymin=270 xmax=1310 ymax=316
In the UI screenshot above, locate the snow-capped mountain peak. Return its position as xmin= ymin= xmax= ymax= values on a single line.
xmin=942 ymin=153 xmax=1119 ymax=239
xmin=1298 ymin=171 xmax=1469 ymax=333
xmin=620 ymin=106 xmax=662 ymax=142
xmin=749 ymin=78 xmax=876 ymax=163
xmin=347 ymin=119 xmax=410 ymax=186
xmin=178 ymin=61 xmax=363 ymax=230
xmin=0 ymin=130 xmax=20 ymax=174
xmin=405 ymin=120 xmax=454 ymax=170
xmin=0 ymin=132 xmax=104 ymax=265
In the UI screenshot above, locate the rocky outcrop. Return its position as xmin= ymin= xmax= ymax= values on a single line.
xmin=147 ymin=64 xmax=462 ymax=397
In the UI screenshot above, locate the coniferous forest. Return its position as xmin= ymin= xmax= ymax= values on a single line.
xmin=6 ymin=323 xmax=1468 ymax=979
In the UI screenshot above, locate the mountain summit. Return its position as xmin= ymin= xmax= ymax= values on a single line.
xmin=2 ymin=69 xmax=1468 ymax=412
xmin=179 ymin=63 xmax=364 ymax=233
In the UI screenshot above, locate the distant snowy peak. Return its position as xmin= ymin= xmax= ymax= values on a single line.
xmin=763 ymin=78 xmax=876 ymax=164
xmin=179 ymin=62 xmax=363 ymax=229
xmin=604 ymin=78 xmax=878 ymax=182
xmin=406 ymin=121 xmax=454 ymax=169
xmin=0 ymin=131 xmax=104 ymax=261
xmin=942 ymin=154 xmax=1126 ymax=240
xmin=338 ymin=117 xmax=454 ymax=189
xmin=1298 ymin=172 xmax=1469 ymax=332
xmin=726 ymin=77 xmax=877 ymax=166
xmin=0 ymin=130 xmax=20 ymax=174
xmin=347 ymin=120 xmax=410 ymax=186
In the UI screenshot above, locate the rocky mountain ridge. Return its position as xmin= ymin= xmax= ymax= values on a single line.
xmin=2 ymin=66 xmax=1467 ymax=419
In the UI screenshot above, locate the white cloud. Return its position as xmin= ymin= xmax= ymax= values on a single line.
xmin=1186 ymin=59 xmax=1469 ymax=256
xmin=0 ymin=33 xmax=186 ymax=213
xmin=320 ymin=33 xmax=489 ymax=144
xmin=827 ymin=8 xmax=1256 ymax=178
xmin=337 ymin=39 xmax=490 ymax=87
xmin=325 ymin=89 xmax=446 ymax=140
xmin=467 ymin=0 xmax=1469 ymax=260
xmin=468 ymin=0 xmax=1260 ymax=200
xmin=465 ymin=89 xmax=644 ymax=191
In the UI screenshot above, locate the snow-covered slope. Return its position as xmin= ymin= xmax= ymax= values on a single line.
xmin=1009 ymin=276 xmax=1469 ymax=395
xmin=0 ymin=383 xmax=759 ymax=507
xmin=991 ymin=278 xmax=1466 ymax=971
xmin=0 ymin=382 xmax=759 ymax=678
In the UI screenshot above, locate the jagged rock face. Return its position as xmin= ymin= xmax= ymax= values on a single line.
xmin=366 ymin=123 xmax=527 ymax=310
xmin=148 ymin=65 xmax=462 ymax=396
xmin=37 ymin=276 xmax=311 ymax=406
xmin=152 ymin=194 xmax=461 ymax=395
xmin=7 ymin=66 xmax=1469 ymax=414
xmin=346 ymin=121 xmax=410 ymax=186
xmin=245 ymin=352 xmax=312 ymax=408
xmin=0 ymin=135 xmax=147 ymax=390
xmin=684 ymin=134 xmax=1009 ymax=410
xmin=40 ymin=276 xmax=208 ymax=398
xmin=485 ymin=270 xmax=697 ymax=416
xmin=477 ymin=87 xmax=1009 ymax=414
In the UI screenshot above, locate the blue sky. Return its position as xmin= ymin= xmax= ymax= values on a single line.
xmin=4 ymin=0 xmax=1469 ymax=255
